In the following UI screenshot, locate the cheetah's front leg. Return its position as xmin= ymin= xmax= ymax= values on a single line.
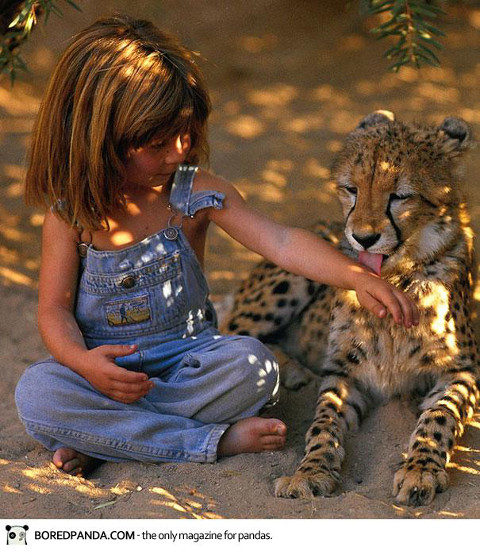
xmin=275 ymin=375 xmax=368 ymax=498
xmin=393 ymin=370 xmax=479 ymax=506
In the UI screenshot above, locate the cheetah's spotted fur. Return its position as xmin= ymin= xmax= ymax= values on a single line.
xmin=222 ymin=111 xmax=480 ymax=507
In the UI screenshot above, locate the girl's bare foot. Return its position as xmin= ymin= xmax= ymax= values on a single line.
xmin=217 ymin=417 xmax=286 ymax=457
xmin=52 ymin=448 xmax=100 ymax=477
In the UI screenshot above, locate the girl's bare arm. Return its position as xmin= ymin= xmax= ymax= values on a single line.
xmin=38 ymin=210 xmax=90 ymax=364
xmin=202 ymin=172 xmax=418 ymax=327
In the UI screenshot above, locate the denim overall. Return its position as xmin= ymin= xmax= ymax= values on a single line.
xmin=15 ymin=165 xmax=279 ymax=463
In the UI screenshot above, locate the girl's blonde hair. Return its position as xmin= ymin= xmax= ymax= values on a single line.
xmin=25 ymin=14 xmax=211 ymax=230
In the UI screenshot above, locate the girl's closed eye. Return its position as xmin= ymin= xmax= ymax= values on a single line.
xmin=148 ymin=135 xmax=184 ymax=151
xmin=150 ymin=140 xmax=166 ymax=150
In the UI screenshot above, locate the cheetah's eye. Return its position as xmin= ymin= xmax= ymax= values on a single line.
xmin=390 ymin=193 xmax=415 ymax=202
xmin=338 ymin=185 xmax=357 ymax=195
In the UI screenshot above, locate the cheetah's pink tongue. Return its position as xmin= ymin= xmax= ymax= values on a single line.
xmin=358 ymin=251 xmax=383 ymax=276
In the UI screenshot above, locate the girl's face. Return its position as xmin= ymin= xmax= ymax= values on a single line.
xmin=123 ymin=133 xmax=191 ymax=189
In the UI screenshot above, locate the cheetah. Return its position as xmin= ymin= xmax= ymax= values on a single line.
xmin=222 ymin=111 xmax=480 ymax=507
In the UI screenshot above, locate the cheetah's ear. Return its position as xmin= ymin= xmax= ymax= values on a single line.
xmin=357 ymin=110 xmax=395 ymax=130
xmin=439 ymin=117 xmax=471 ymax=153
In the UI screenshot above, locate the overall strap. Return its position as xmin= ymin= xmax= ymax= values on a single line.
xmin=168 ymin=164 xmax=225 ymax=218
xmin=168 ymin=164 xmax=198 ymax=216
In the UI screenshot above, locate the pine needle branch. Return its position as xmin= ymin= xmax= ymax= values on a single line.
xmin=364 ymin=0 xmax=447 ymax=71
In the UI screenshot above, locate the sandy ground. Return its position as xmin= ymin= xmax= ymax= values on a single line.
xmin=1 ymin=0 xmax=480 ymax=519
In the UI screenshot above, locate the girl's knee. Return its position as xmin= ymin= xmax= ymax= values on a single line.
xmin=15 ymin=360 xmax=72 ymax=421
xmin=234 ymin=336 xmax=279 ymax=396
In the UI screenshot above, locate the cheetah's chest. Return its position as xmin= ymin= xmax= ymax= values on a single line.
xmin=331 ymin=285 xmax=461 ymax=399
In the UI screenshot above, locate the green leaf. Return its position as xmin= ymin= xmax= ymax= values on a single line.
xmin=367 ymin=0 xmax=394 ymax=15
xmin=373 ymin=25 xmax=405 ymax=39
xmin=417 ymin=43 xmax=441 ymax=64
xmin=65 ymin=0 xmax=82 ymax=11
xmin=392 ymin=0 xmax=407 ymax=17
xmin=417 ymin=20 xmax=446 ymax=36
xmin=411 ymin=2 xmax=446 ymax=16
xmin=373 ymin=16 xmax=399 ymax=30
xmin=370 ymin=0 xmax=394 ymax=8
xmin=416 ymin=52 xmax=441 ymax=67
xmin=418 ymin=34 xmax=444 ymax=50
xmin=383 ymin=44 xmax=403 ymax=58
xmin=368 ymin=5 xmax=393 ymax=14
xmin=8 ymin=15 xmax=22 ymax=28
xmin=389 ymin=57 xmax=411 ymax=72
xmin=51 ymin=4 xmax=64 ymax=17
xmin=409 ymin=4 xmax=441 ymax=19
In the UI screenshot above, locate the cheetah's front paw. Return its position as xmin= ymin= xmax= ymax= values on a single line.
xmin=274 ymin=472 xmax=336 ymax=498
xmin=393 ymin=464 xmax=448 ymax=507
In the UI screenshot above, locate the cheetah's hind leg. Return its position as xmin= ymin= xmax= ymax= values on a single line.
xmin=221 ymin=260 xmax=325 ymax=340
xmin=221 ymin=219 xmax=342 ymax=342
xmin=221 ymin=262 xmax=325 ymax=390
xmin=222 ymin=220 xmax=341 ymax=390
xmin=268 ymin=344 xmax=313 ymax=390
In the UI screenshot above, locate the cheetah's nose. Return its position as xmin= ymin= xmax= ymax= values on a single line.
xmin=352 ymin=232 xmax=381 ymax=250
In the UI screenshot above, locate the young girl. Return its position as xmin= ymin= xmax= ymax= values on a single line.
xmin=15 ymin=14 xmax=418 ymax=476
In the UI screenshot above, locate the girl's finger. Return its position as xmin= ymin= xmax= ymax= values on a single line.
xmin=110 ymin=391 xmax=150 ymax=404
xmin=396 ymin=290 xmax=419 ymax=327
xmin=109 ymin=378 xmax=154 ymax=394
xmin=371 ymin=289 xmax=403 ymax=324
xmin=360 ymin=291 xmax=388 ymax=320
xmin=110 ymin=365 xmax=149 ymax=383
xmin=99 ymin=344 xmax=138 ymax=358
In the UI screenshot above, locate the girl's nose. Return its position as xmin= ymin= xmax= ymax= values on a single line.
xmin=165 ymin=134 xmax=191 ymax=164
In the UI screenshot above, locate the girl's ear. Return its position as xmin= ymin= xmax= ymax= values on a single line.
xmin=438 ymin=117 xmax=471 ymax=153
xmin=180 ymin=133 xmax=191 ymax=153
xmin=356 ymin=110 xmax=395 ymax=130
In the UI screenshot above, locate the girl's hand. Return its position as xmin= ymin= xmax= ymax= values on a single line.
xmin=80 ymin=345 xmax=154 ymax=403
xmin=353 ymin=272 xmax=419 ymax=328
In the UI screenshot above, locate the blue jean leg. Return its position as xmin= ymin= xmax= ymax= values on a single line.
xmin=14 ymin=336 xmax=279 ymax=463
xmin=147 ymin=335 xmax=280 ymax=424
xmin=15 ymin=360 xmax=227 ymax=464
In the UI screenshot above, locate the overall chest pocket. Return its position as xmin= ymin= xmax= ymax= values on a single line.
xmin=75 ymin=253 xmax=188 ymax=339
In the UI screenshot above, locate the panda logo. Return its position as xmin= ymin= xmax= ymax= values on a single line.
xmin=5 ymin=526 xmax=29 ymax=545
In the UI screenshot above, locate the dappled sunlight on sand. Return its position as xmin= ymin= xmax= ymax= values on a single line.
xmin=447 ymin=414 xmax=480 ymax=478
xmin=0 ymin=456 xmax=224 ymax=518
xmin=0 ymin=79 xmax=41 ymax=289
xmin=0 ymin=86 xmax=40 ymax=117
xmin=226 ymin=115 xmax=265 ymax=139
xmin=149 ymin=486 xmax=223 ymax=519
xmin=438 ymin=510 xmax=464 ymax=517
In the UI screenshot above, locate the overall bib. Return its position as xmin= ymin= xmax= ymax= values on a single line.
xmin=15 ymin=165 xmax=279 ymax=463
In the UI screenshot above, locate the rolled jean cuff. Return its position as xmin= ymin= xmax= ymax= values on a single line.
xmin=21 ymin=417 xmax=230 ymax=465
xmin=205 ymin=423 xmax=229 ymax=462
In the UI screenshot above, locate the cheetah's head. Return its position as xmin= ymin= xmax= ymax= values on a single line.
xmin=332 ymin=110 xmax=472 ymax=274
